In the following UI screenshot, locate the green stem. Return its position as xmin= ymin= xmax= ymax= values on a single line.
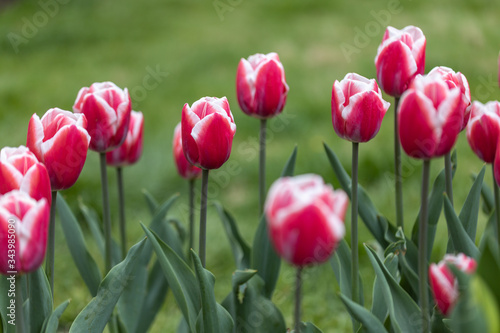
xmin=418 ymin=159 xmax=431 ymax=333
xmin=16 ymin=276 xmax=26 ymax=333
xmin=492 ymin=165 xmax=500 ymax=257
xmin=199 ymin=169 xmax=209 ymax=268
xmin=117 ymin=167 xmax=127 ymax=259
xmin=189 ymin=178 xmax=195 ymax=252
xmin=100 ymin=152 xmax=112 ymax=272
xmin=394 ymin=97 xmax=404 ymax=231
xmin=294 ymin=267 xmax=303 ymax=333
xmin=351 ymin=142 xmax=360 ymax=332
xmin=259 ymin=118 xmax=267 ymax=216
xmin=45 ymin=190 xmax=57 ymax=298
xmin=444 ymin=152 xmax=454 ymax=207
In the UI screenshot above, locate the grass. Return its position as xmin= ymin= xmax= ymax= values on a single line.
xmin=1 ymin=0 xmax=500 ymax=331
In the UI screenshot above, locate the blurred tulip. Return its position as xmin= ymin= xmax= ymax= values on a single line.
xmin=331 ymin=73 xmax=390 ymax=142
xmin=375 ymin=25 xmax=426 ymax=97
xmin=27 ymin=108 xmax=90 ymax=191
xmin=106 ymin=111 xmax=144 ymax=167
xmin=73 ymin=81 xmax=131 ymax=152
xmin=467 ymin=101 xmax=500 ymax=164
xmin=236 ymin=52 xmax=289 ymax=119
xmin=265 ymin=174 xmax=348 ymax=267
xmin=429 ymin=253 xmax=477 ymax=316
xmin=181 ymin=96 xmax=236 ymax=170
xmin=0 ymin=190 xmax=50 ymax=275
xmin=172 ymin=122 xmax=201 ymax=179
xmin=398 ymin=74 xmax=462 ymax=159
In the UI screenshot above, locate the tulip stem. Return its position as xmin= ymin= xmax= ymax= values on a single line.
xmin=100 ymin=153 xmax=112 ymax=272
xmin=16 ymin=276 xmax=26 ymax=333
xmin=444 ymin=152 xmax=454 ymax=207
xmin=189 ymin=178 xmax=195 ymax=253
xmin=492 ymin=165 xmax=500 ymax=257
xmin=351 ymin=142 xmax=359 ymax=309
xmin=294 ymin=267 xmax=303 ymax=333
xmin=418 ymin=159 xmax=431 ymax=333
xmin=200 ymin=169 xmax=209 ymax=268
xmin=45 ymin=190 xmax=57 ymax=298
xmin=394 ymin=97 xmax=404 ymax=231
xmin=117 ymin=167 xmax=127 ymax=259
xmin=259 ymin=118 xmax=267 ymax=216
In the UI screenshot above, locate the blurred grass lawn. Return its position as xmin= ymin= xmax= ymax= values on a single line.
xmin=1 ymin=0 xmax=500 ymax=331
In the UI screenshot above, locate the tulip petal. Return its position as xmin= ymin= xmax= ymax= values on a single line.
xmin=80 ymin=93 xmax=118 ymax=151
xmin=0 ymin=162 xmax=22 ymax=195
xmin=435 ymin=88 xmax=463 ymax=156
xmin=236 ymin=59 xmax=256 ymax=116
xmin=181 ymin=104 xmax=201 ymax=166
xmin=18 ymin=199 xmax=49 ymax=273
xmin=254 ymin=60 xmax=287 ymax=117
xmin=26 ymin=114 xmax=44 ymax=159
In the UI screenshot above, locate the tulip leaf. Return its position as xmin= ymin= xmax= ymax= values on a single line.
xmin=477 ymin=235 xmax=500 ymax=308
xmin=142 ymin=189 xmax=160 ymax=216
xmin=479 ymin=212 xmax=496 ymax=252
xmin=457 ymin=166 xmax=484 ymax=242
xmin=69 ymin=238 xmax=147 ymax=333
xmin=339 ymin=293 xmax=388 ymax=333
xmin=29 ymin=267 xmax=52 ymax=333
xmin=57 ymin=195 xmax=102 ymax=296
xmin=476 ymin=172 xmax=494 ymax=215
xmin=291 ymin=322 xmax=324 ymax=333
xmin=371 ymin=253 xmax=399 ymax=324
xmin=42 ymin=300 xmax=70 ymax=333
xmin=330 ymin=239 xmax=364 ymax=305
xmin=281 ymin=145 xmax=297 ymax=177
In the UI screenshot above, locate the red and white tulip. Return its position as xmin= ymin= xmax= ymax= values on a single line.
xmin=106 ymin=111 xmax=144 ymax=167
xmin=173 ymin=122 xmax=201 ymax=180
xmin=467 ymin=101 xmax=500 ymax=164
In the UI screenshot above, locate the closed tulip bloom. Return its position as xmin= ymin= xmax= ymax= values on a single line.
xmin=398 ymin=75 xmax=462 ymax=159
xmin=0 ymin=146 xmax=51 ymax=205
xmin=27 ymin=108 xmax=91 ymax=191
xmin=375 ymin=25 xmax=426 ymax=97
xmin=265 ymin=174 xmax=348 ymax=267
xmin=73 ymin=81 xmax=132 ymax=152
xmin=172 ymin=122 xmax=201 ymax=180
xmin=236 ymin=52 xmax=289 ymax=119
xmin=428 ymin=66 xmax=471 ymax=130
xmin=181 ymin=97 xmax=236 ymax=170
xmin=0 ymin=190 xmax=50 ymax=275
xmin=466 ymin=101 xmax=500 ymax=164
xmin=106 ymin=111 xmax=144 ymax=167
xmin=331 ymin=73 xmax=390 ymax=142
xmin=429 ymin=253 xmax=477 ymax=316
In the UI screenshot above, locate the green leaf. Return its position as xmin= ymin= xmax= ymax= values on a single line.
xmin=69 ymin=238 xmax=147 ymax=333
xmin=339 ymin=293 xmax=388 ymax=333
xmin=232 ymin=269 xmax=257 ymax=293
xmin=330 ymin=239 xmax=364 ymax=305
xmin=477 ymin=172 xmax=494 ymax=215
xmin=281 ymin=145 xmax=297 ymax=177
xmin=371 ymin=254 xmax=399 ymax=324
xmin=0 ymin=275 xmax=15 ymax=333
xmin=477 ymin=235 xmax=500 ymax=309
xmin=214 ymin=202 xmax=252 ymax=270
xmin=458 ymin=166 xmax=485 ymax=242
xmin=291 ymin=322 xmax=324 ymax=333
xmin=29 ymin=267 xmax=52 ymax=333
xmin=142 ymin=189 xmax=160 ymax=215
xmin=57 ymin=195 xmax=102 ymax=296
xmin=43 ymin=300 xmax=70 ymax=333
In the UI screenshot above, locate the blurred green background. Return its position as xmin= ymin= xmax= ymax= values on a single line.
xmin=1 ymin=0 xmax=500 ymax=331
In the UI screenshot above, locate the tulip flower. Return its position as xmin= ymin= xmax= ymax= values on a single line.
xmin=429 ymin=253 xmax=477 ymax=316
xmin=106 ymin=111 xmax=144 ymax=167
xmin=467 ymin=101 xmax=500 ymax=164
xmin=375 ymin=25 xmax=426 ymax=98
xmin=0 ymin=146 xmax=51 ymax=205
xmin=331 ymin=73 xmax=390 ymax=142
xmin=0 ymin=190 xmax=50 ymax=275
xmin=173 ymin=122 xmax=202 ymax=180
xmin=73 ymin=81 xmax=132 ymax=153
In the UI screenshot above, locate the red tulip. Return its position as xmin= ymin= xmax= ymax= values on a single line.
xmin=0 ymin=190 xmax=50 ymax=275
xmin=172 ymin=122 xmax=201 ymax=180
xmin=181 ymin=97 xmax=236 ymax=170
xmin=375 ymin=25 xmax=426 ymax=97
xmin=73 ymin=81 xmax=132 ymax=152
xmin=428 ymin=66 xmax=471 ymax=130
xmin=236 ymin=52 xmax=289 ymax=119
xmin=106 ymin=111 xmax=144 ymax=167
xmin=265 ymin=174 xmax=348 ymax=267
xmin=429 ymin=253 xmax=477 ymax=316
xmin=0 ymin=146 xmax=51 ymax=205
xmin=331 ymin=73 xmax=390 ymax=142
xmin=398 ymin=74 xmax=462 ymax=159
xmin=27 ymin=108 xmax=90 ymax=191
xmin=466 ymin=101 xmax=500 ymax=164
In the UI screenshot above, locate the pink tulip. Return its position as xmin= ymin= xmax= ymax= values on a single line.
xmin=27 ymin=108 xmax=90 ymax=191
xmin=398 ymin=74 xmax=462 ymax=159
xmin=0 ymin=190 xmax=50 ymax=275
xmin=375 ymin=25 xmax=426 ymax=97
xmin=429 ymin=253 xmax=477 ymax=316
xmin=428 ymin=66 xmax=471 ymax=130
xmin=73 ymin=81 xmax=132 ymax=152
xmin=106 ymin=111 xmax=144 ymax=167
xmin=265 ymin=174 xmax=348 ymax=267
xmin=466 ymin=101 xmax=500 ymax=164
xmin=181 ymin=97 xmax=236 ymax=170
xmin=172 ymin=122 xmax=201 ymax=180
xmin=0 ymin=146 xmax=51 ymax=205
xmin=236 ymin=52 xmax=289 ymax=119
xmin=331 ymin=73 xmax=390 ymax=142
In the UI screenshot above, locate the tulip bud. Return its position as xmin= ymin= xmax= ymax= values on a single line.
xmin=398 ymin=74 xmax=463 ymax=159
xmin=331 ymin=73 xmax=390 ymax=142
xmin=181 ymin=97 xmax=236 ymax=170
xmin=466 ymin=101 xmax=500 ymax=164
xmin=172 ymin=122 xmax=201 ymax=180
xmin=0 ymin=190 xmax=50 ymax=275
xmin=0 ymin=146 xmax=51 ymax=205
xmin=27 ymin=108 xmax=91 ymax=191
xmin=236 ymin=52 xmax=289 ymax=119
xmin=429 ymin=253 xmax=477 ymax=316
xmin=264 ymin=174 xmax=348 ymax=267
xmin=106 ymin=111 xmax=144 ymax=167
xmin=73 ymin=81 xmax=132 ymax=152
xmin=375 ymin=25 xmax=426 ymax=97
